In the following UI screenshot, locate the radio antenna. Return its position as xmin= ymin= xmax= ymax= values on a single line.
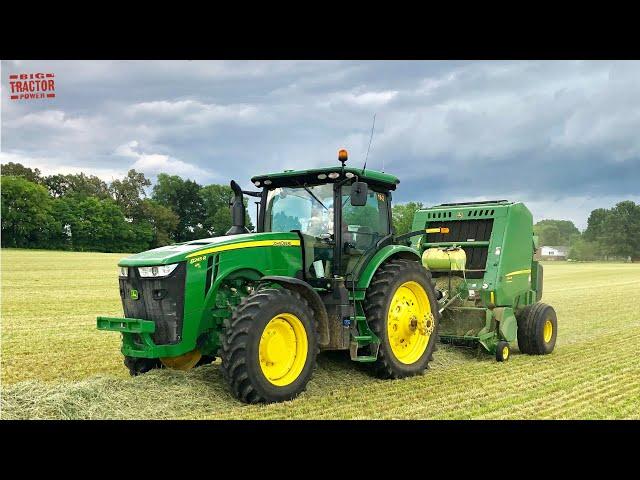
xmin=362 ymin=113 xmax=376 ymax=173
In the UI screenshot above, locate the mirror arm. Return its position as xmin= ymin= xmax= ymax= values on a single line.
xmin=242 ymin=190 xmax=262 ymax=198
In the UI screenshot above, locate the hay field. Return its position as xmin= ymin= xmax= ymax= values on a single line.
xmin=1 ymin=249 xmax=639 ymax=419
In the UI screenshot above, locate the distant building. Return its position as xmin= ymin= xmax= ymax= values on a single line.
xmin=539 ymin=245 xmax=569 ymax=260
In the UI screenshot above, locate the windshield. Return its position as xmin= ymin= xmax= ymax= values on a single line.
xmin=264 ymin=184 xmax=334 ymax=237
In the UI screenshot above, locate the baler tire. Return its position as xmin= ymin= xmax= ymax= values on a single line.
xmin=124 ymin=356 xmax=162 ymax=376
xmin=364 ymin=258 xmax=439 ymax=379
xmin=516 ymin=302 xmax=557 ymax=355
xmin=496 ymin=341 xmax=510 ymax=362
xmin=219 ymin=288 xmax=319 ymax=404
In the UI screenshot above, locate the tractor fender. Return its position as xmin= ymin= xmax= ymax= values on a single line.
xmin=258 ymin=276 xmax=330 ymax=347
xmin=356 ymin=245 xmax=422 ymax=290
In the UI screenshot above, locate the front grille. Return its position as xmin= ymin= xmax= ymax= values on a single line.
xmin=119 ymin=263 xmax=186 ymax=345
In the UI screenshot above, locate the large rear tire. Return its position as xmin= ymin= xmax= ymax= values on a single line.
xmin=364 ymin=258 xmax=439 ymax=379
xmin=516 ymin=302 xmax=557 ymax=354
xmin=220 ymin=288 xmax=319 ymax=404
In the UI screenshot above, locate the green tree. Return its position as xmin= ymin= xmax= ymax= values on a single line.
xmin=138 ymin=199 xmax=180 ymax=247
xmin=1 ymin=176 xmax=58 ymax=248
xmin=200 ymin=183 xmax=253 ymax=235
xmin=534 ymin=223 xmax=561 ymax=246
xmin=534 ymin=219 xmax=580 ymax=246
xmin=152 ymin=174 xmax=207 ymax=241
xmin=1 ymin=162 xmax=42 ymax=183
xmin=600 ymin=201 xmax=640 ymax=261
xmin=43 ymin=174 xmax=71 ymax=197
xmin=109 ymin=169 xmax=152 ymax=218
xmin=392 ymin=202 xmax=424 ymax=236
xmin=568 ymin=238 xmax=600 ymax=261
xmin=53 ymin=196 xmax=151 ymax=252
xmin=583 ymin=208 xmax=608 ymax=243
xmin=43 ymin=172 xmax=110 ymax=199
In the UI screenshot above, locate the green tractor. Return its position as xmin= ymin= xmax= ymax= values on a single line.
xmin=97 ymin=149 xmax=557 ymax=403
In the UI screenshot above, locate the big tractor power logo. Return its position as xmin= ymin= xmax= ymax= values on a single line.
xmin=8 ymin=73 xmax=56 ymax=100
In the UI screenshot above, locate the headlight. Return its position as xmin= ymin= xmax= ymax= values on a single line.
xmin=119 ymin=267 xmax=128 ymax=277
xmin=138 ymin=264 xmax=179 ymax=278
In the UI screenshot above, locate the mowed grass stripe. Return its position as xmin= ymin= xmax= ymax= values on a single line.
xmin=2 ymin=249 xmax=640 ymax=419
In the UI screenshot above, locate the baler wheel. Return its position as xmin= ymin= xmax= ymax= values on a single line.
xmin=516 ymin=302 xmax=558 ymax=355
xmin=364 ymin=258 xmax=439 ymax=379
xmin=496 ymin=341 xmax=510 ymax=362
xmin=124 ymin=356 xmax=162 ymax=376
xmin=220 ymin=288 xmax=319 ymax=404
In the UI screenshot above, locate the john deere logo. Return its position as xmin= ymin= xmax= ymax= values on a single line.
xmin=130 ymin=289 xmax=139 ymax=300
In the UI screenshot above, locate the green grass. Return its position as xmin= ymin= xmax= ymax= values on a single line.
xmin=2 ymin=249 xmax=639 ymax=419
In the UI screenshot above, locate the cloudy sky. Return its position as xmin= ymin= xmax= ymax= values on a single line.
xmin=2 ymin=60 xmax=639 ymax=229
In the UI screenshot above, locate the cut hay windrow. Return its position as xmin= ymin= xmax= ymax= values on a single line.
xmin=2 ymin=249 xmax=640 ymax=419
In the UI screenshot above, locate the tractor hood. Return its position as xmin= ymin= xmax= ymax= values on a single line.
xmin=118 ymin=232 xmax=301 ymax=267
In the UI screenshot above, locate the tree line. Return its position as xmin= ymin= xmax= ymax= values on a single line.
xmin=391 ymin=201 xmax=640 ymax=262
xmin=2 ymin=162 xmax=638 ymax=261
xmin=1 ymin=162 xmax=252 ymax=252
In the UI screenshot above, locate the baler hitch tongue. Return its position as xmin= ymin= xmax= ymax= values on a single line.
xmin=96 ymin=316 xmax=156 ymax=334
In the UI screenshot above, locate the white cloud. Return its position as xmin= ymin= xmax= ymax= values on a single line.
xmin=321 ymin=89 xmax=399 ymax=109
xmin=0 ymin=151 xmax=126 ymax=181
xmin=115 ymin=141 xmax=214 ymax=180
xmin=126 ymin=100 xmax=264 ymax=125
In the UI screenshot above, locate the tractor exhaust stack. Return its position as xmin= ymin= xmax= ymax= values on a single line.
xmin=226 ymin=180 xmax=249 ymax=235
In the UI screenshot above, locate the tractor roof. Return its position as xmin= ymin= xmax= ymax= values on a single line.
xmin=251 ymin=166 xmax=400 ymax=191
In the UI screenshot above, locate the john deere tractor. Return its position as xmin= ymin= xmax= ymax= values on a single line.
xmin=97 ymin=149 xmax=557 ymax=403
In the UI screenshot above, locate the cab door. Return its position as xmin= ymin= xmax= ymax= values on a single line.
xmin=339 ymin=187 xmax=391 ymax=279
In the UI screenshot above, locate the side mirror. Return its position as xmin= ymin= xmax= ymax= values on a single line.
xmin=350 ymin=181 xmax=368 ymax=206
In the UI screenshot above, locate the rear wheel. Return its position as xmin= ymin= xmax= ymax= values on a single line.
xmin=364 ymin=259 xmax=439 ymax=378
xmin=517 ymin=302 xmax=557 ymax=354
xmin=220 ymin=288 xmax=318 ymax=403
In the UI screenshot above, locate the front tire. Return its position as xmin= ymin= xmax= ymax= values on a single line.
xmin=220 ymin=288 xmax=319 ymax=403
xmin=124 ymin=356 xmax=161 ymax=376
xmin=364 ymin=259 xmax=439 ymax=379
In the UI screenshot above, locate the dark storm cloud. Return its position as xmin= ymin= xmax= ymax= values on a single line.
xmin=2 ymin=60 xmax=639 ymax=228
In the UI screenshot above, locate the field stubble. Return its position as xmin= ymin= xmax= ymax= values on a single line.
xmin=1 ymin=249 xmax=639 ymax=419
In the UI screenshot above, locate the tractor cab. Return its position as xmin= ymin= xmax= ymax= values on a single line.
xmin=250 ymin=151 xmax=399 ymax=287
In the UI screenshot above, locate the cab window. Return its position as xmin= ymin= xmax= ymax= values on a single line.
xmin=341 ymin=187 xmax=390 ymax=277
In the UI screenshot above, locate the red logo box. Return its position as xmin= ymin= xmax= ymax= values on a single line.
xmin=9 ymin=73 xmax=56 ymax=100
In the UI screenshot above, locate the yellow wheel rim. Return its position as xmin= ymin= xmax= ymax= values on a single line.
xmin=387 ymin=281 xmax=434 ymax=365
xmin=160 ymin=349 xmax=202 ymax=370
xmin=543 ymin=319 xmax=553 ymax=343
xmin=502 ymin=346 xmax=509 ymax=360
xmin=259 ymin=313 xmax=308 ymax=386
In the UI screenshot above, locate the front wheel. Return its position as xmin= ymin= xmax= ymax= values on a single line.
xmin=124 ymin=356 xmax=161 ymax=376
xmin=364 ymin=259 xmax=439 ymax=378
xmin=220 ymin=288 xmax=318 ymax=403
